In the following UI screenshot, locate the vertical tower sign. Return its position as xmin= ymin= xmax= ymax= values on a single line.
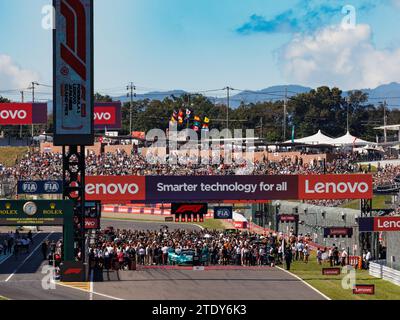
xmin=53 ymin=0 xmax=94 ymax=146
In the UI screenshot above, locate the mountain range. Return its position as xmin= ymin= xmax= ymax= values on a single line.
xmin=44 ymin=82 xmax=400 ymax=114
xmin=114 ymin=82 xmax=400 ymax=109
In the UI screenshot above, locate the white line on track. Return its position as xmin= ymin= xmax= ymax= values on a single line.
xmin=4 ymin=232 xmax=54 ymax=282
xmin=0 ymin=232 xmax=42 ymax=266
xmin=55 ymin=281 xmax=123 ymax=300
xmin=89 ymin=270 xmax=94 ymax=301
xmin=276 ymin=266 xmax=331 ymax=300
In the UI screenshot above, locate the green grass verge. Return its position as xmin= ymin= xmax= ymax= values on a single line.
xmin=0 ymin=295 xmax=9 ymax=300
xmin=289 ymin=255 xmax=400 ymax=300
xmin=340 ymin=195 xmax=392 ymax=210
xmin=0 ymin=146 xmax=28 ymax=166
xmin=196 ymin=219 xmax=225 ymax=230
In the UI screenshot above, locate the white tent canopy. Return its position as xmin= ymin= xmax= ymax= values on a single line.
xmin=233 ymin=212 xmax=248 ymax=223
xmin=287 ymin=130 xmax=336 ymax=145
xmin=333 ymin=131 xmax=373 ymax=146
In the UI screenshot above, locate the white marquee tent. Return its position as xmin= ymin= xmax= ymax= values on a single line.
xmin=287 ymin=130 xmax=336 ymax=145
xmin=286 ymin=130 xmax=375 ymax=148
xmin=332 ymin=131 xmax=373 ymax=147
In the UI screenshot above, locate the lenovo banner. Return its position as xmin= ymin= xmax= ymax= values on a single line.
xmin=298 ymin=174 xmax=373 ymax=200
xmin=353 ymin=285 xmax=375 ymax=295
xmin=323 ymin=227 xmax=353 ymax=238
xmin=359 ymin=217 xmax=400 ymax=232
xmin=146 ymin=175 xmax=298 ymax=202
xmin=54 ymin=0 xmax=94 ymax=146
xmin=322 ymin=268 xmax=341 ymax=276
xmin=85 ymin=176 xmax=146 ymax=201
xmin=0 ymin=103 xmax=47 ymax=125
xmin=94 ymin=102 xmax=122 ymax=130
xmin=278 ymin=214 xmax=299 ymax=222
xmin=83 ymin=175 xmax=373 ymax=202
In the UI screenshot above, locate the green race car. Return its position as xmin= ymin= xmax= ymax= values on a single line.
xmin=168 ymin=249 xmax=210 ymax=266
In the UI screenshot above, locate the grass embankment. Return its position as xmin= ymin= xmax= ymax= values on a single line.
xmin=0 ymin=146 xmax=28 ymax=166
xmin=0 ymin=295 xmax=9 ymax=300
xmin=289 ymin=254 xmax=400 ymax=300
xmin=340 ymin=195 xmax=392 ymax=210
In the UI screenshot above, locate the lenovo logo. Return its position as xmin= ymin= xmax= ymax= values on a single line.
xmin=94 ymin=112 xmax=112 ymax=121
xmin=85 ymin=177 xmax=146 ymax=201
xmin=374 ymin=217 xmax=400 ymax=231
xmin=304 ymin=180 xmax=369 ymax=194
xmin=0 ymin=110 xmax=28 ymax=120
xmin=86 ymin=183 xmax=139 ymax=196
xmin=299 ymin=175 xmax=373 ymax=200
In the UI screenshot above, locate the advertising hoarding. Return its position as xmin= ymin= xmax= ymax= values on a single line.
xmin=82 ymin=175 xmax=373 ymax=202
xmin=298 ymin=174 xmax=373 ymax=200
xmin=0 ymin=200 xmax=73 ymax=226
xmin=53 ymin=0 xmax=94 ymax=146
xmin=94 ymin=102 xmax=122 ymax=130
xmin=359 ymin=217 xmax=400 ymax=232
xmin=0 ymin=103 xmax=47 ymax=125
xmin=85 ymin=176 xmax=146 ymax=201
xmin=17 ymin=181 xmax=63 ymax=195
xmin=323 ymin=227 xmax=353 ymax=238
xmin=278 ymin=214 xmax=299 ymax=222
xmin=214 ymin=206 xmax=233 ymax=219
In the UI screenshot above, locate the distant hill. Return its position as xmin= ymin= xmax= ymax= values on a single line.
xmin=353 ymin=82 xmax=400 ymax=108
xmin=116 ymin=90 xmax=188 ymax=103
xmin=44 ymin=83 xmax=400 ymax=114
xmin=221 ymin=85 xmax=312 ymax=108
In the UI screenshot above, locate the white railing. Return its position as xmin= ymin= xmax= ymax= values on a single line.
xmin=369 ymin=260 xmax=400 ymax=286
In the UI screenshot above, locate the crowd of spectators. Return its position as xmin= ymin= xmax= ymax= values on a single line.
xmin=87 ymin=226 xmax=319 ymax=271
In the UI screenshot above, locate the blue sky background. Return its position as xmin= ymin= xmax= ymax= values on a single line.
xmin=1 ymin=0 xmax=400 ymax=101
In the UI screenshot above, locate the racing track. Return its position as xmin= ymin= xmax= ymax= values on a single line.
xmin=0 ymin=220 xmax=327 ymax=300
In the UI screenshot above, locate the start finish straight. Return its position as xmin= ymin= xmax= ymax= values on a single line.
xmin=156 ymin=182 xmax=273 ymax=194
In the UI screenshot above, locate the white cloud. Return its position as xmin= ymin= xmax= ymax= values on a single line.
xmin=0 ymin=54 xmax=39 ymax=90
xmin=279 ymin=24 xmax=400 ymax=89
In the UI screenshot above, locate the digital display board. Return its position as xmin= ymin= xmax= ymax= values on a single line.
xmin=53 ymin=0 xmax=94 ymax=146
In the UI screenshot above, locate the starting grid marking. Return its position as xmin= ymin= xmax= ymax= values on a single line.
xmin=58 ymin=281 xmax=91 ymax=292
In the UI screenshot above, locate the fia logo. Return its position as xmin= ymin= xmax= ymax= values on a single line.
xmin=44 ymin=182 xmax=60 ymax=193
xmin=216 ymin=208 xmax=231 ymax=218
xmin=22 ymin=182 xmax=38 ymax=193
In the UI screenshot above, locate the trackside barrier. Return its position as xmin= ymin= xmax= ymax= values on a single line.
xmin=369 ymin=261 xmax=400 ymax=286
xmin=102 ymin=205 xmax=213 ymax=218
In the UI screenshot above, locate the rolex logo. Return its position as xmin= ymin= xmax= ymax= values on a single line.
xmin=50 ymin=203 xmax=56 ymax=210
xmin=5 ymin=203 xmax=11 ymax=210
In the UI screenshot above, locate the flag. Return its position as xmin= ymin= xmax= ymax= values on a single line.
xmin=178 ymin=110 xmax=184 ymax=125
xmin=204 ymin=117 xmax=210 ymax=124
xmin=185 ymin=109 xmax=192 ymax=120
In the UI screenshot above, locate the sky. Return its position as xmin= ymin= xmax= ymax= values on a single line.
xmin=1 ymin=0 xmax=400 ymax=101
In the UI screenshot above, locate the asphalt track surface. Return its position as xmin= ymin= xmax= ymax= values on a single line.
xmin=0 ymin=219 xmax=327 ymax=300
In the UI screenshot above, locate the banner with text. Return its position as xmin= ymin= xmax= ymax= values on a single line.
xmin=94 ymin=102 xmax=122 ymax=130
xmin=359 ymin=217 xmax=400 ymax=232
xmin=0 ymin=103 xmax=47 ymax=125
xmin=84 ymin=174 xmax=373 ymax=202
